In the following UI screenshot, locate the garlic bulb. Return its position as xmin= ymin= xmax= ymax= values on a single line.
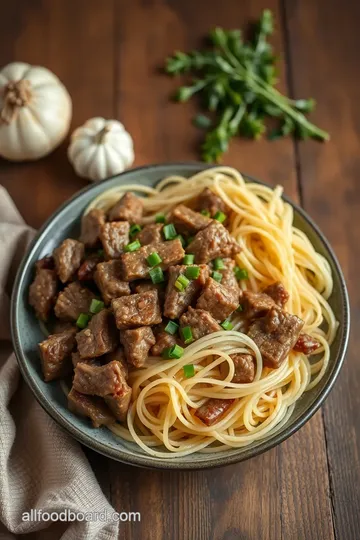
xmin=68 ymin=117 xmax=134 ymax=182
xmin=0 ymin=62 xmax=72 ymax=161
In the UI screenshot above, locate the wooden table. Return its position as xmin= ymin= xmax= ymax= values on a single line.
xmin=1 ymin=1 xmax=359 ymax=539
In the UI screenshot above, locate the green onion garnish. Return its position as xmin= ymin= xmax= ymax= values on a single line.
xmin=165 ymin=320 xmax=179 ymax=335
xmin=185 ymin=266 xmax=200 ymax=280
xmin=149 ymin=267 xmax=165 ymax=284
xmin=183 ymin=254 xmax=195 ymax=265
xmin=163 ymin=223 xmax=177 ymax=240
xmin=175 ymin=274 xmax=190 ymax=291
xmin=183 ymin=364 xmax=195 ymax=378
xmin=212 ymin=271 xmax=223 ymax=283
xmin=181 ymin=325 xmax=194 ymax=344
xmin=129 ymin=224 xmax=142 ymax=237
xmin=155 ymin=213 xmax=166 ymax=224
xmin=213 ymin=257 xmax=225 ymax=270
xmin=146 ymin=252 xmax=163 ymax=267
xmin=201 ymin=209 xmax=210 ymax=217
xmin=174 ymin=234 xmax=186 ymax=247
xmin=89 ymin=299 xmax=105 ymax=314
xmin=234 ymin=267 xmax=249 ymax=280
xmin=236 ymin=304 xmax=244 ymax=312
xmin=162 ymin=344 xmax=184 ymax=359
xmin=76 ymin=313 xmax=91 ymax=329
xmin=221 ymin=319 xmax=234 ymax=331
xmin=214 ymin=211 xmax=226 ymax=223
xmin=124 ymin=239 xmax=141 ymax=253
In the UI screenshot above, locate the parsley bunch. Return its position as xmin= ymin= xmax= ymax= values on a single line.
xmin=165 ymin=10 xmax=329 ymax=162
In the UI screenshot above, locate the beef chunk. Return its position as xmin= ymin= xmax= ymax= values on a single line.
xmin=136 ymin=224 xmax=163 ymax=245
xmin=134 ymin=282 xmax=165 ymax=304
xmin=94 ymin=260 xmax=130 ymax=304
xmin=100 ymin=221 xmax=130 ymax=259
xmin=248 ymin=307 xmax=304 ymax=368
xmin=104 ymin=383 xmax=132 ymax=422
xmin=196 ymin=277 xmax=238 ymax=322
xmin=53 ymin=320 xmax=76 ymax=334
xmin=120 ymin=239 xmax=184 ymax=281
xmin=151 ymin=325 xmax=179 ymax=356
xmin=196 ymin=187 xmax=229 ymax=218
xmin=169 ymin=205 xmax=211 ymax=235
xmin=186 ymin=222 xmax=240 ymax=263
xmin=112 ymin=290 xmax=162 ymax=329
xmin=102 ymin=347 xmax=129 ymax=380
xmin=108 ymin=192 xmax=143 ymax=223
xmin=71 ymin=351 xmax=97 ymax=368
xmin=164 ymin=264 xmax=209 ymax=319
xmin=242 ymin=291 xmax=275 ymax=319
xmin=53 ymin=239 xmax=84 ymax=283
xmin=76 ymin=309 xmax=118 ymax=358
xmin=263 ymin=282 xmax=289 ymax=308
xmin=68 ymin=388 xmax=115 ymax=428
xmin=220 ymin=353 xmax=255 ymax=383
xmin=80 ymin=209 xmax=106 ymax=248
xmin=195 ymin=398 xmax=234 ymax=426
xmin=29 ymin=268 xmax=58 ymax=321
xmin=179 ymin=307 xmax=221 ymax=341
xmin=293 ymin=333 xmax=321 ymax=355
xmin=219 ymin=259 xmax=241 ymax=298
xmin=120 ymin=326 xmax=156 ymax=367
xmin=73 ymin=360 xmax=124 ymax=396
xmin=39 ymin=329 xmax=76 ymax=382
xmin=35 ymin=256 xmax=55 ymax=271
xmin=54 ymin=281 xmax=96 ymax=321
xmin=77 ymin=253 xmax=102 ymax=282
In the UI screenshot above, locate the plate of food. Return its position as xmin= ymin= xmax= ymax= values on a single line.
xmin=11 ymin=163 xmax=350 ymax=469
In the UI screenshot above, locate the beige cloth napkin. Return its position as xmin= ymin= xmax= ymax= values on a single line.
xmin=0 ymin=187 xmax=119 ymax=539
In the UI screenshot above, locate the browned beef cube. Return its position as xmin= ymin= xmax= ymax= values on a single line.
xmin=248 ymin=307 xmax=304 ymax=368
xmin=39 ymin=329 xmax=76 ymax=382
xmin=120 ymin=326 xmax=155 ymax=367
xmin=71 ymin=351 xmax=98 ymax=368
xmin=242 ymin=291 xmax=275 ymax=319
xmin=76 ymin=309 xmax=118 ymax=358
xmin=195 ymin=398 xmax=234 ymax=426
xmin=164 ymin=264 xmax=209 ymax=319
xmin=102 ymin=347 xmax=129 ymax=380
xmin=53 ymin=239 xmax=85 ymax=283
xmin=29 ymin=268 xmax=58 ymax=321
xmin=54 ymin=282 xmax=96 ymax=321
xmin=94 ymin=260 xmax=130 ymax=304
xmin=151 ymin=326 xmax=179 ymax=356
xmin=196 ymin=277 xmax=238 ymax=322
xmin=77 ymin=253 xmax=102 ymax=282
xmin=73 ymin=360 xmax=124 ymax=396
xmin=108 ymin=192 xmax=143 ymax=223
xmin=68 ymin=387 xmax=115 ymax=428
xmin=196 ymin=187 xmax=229 ymax=218
xmin=53 ymin=320 xmax=76 ymax=334
xmin=80 ymin=208 xmax=106 ymax=248
xmin=134 ymin=281 xmax=165 ymax=305
xmin=179 ymin=307 xmax=221 ymax=341
xmin=136 ymin=224 xmax=163 ymax=245
xmin=100 ymin=221 xmax=130 ymax=259
xmin=263 ymin=282 xmax=289 ymax=308
xmin=120 ymin=239 xmax=184 ymax=281
xmin=219 ymin=259 xmax=241 ymax=298
xmin=104 ymin=383 xmax=132 ymax=422
xmin=293 ymin=333 xmax=321 ymax=355
xmin=35 ymin=256 xmax=55 ymax=271
xmin=112 ymin=290 xmax=162 ymax=329
xmin=186 ymin=222 xmax=240 ymax=263
xmin=220 ymin=353 xmax=255 ymax=383
xmin=169 ymin=205 xmax=211 ymax=235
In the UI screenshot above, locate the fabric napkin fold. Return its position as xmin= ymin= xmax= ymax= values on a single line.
xmin=0 ymin=187 xmax=119 ymax=539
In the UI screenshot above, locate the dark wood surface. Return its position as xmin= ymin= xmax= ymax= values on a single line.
xmin=0 ymin=1 xmax=358 ymax=539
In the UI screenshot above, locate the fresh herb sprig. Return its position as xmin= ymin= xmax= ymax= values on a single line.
xmin=165 ymin=9 xmax=329 ymax=162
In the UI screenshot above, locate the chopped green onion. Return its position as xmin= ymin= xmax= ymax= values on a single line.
xmin=214 ymin=211 xmax=226 ymax=223
xmin=175 ymin=274 xmax=190 ymax=291
xmin=76 ymin=313 xmax=91 ymax=329
xmin=234 ymin=267 xmax=249 ymax=280
xmin=89 ymin=299 xmax=105 ymax=314
xmin=213 ymin=257 xmax=225 ymax=270
xmin=165 ymin=320 xmax=179 ymax=335
xmin=161 ymin=347 xmax=172 ymax=359
xmin=212 ymin=271 xmax=223 ymax=283
xmin=124 ymin=239 xmax=141 ymax=253
xmin=181 ymin=325 xmax=194 ymax=344
xmin=174 ymin=234 xmax=186 ymax=247
xmin=201 ymin=209 xmax=210 ymax=217
xmin=183 ymin=364 xmax=195 ymax=378
xmin=236 ymin=304 xmax=244 ymax=312
xmin=97 ymin=249 xmax=105 ymax=257
xmin=155 ymin=213 xmax=166 ymax=224
xmin=146 ymin=252 xmax=163 ymax=267
xmin=163 ymin=223 xmax=177 ymax=240
xmin=185 ymin=266 xmax=200 ymax=280
xmin=149 ymin=267 xmax=165 ymax=284
xmin=221 ymin=319 xmax=234 ymax=331
xmin=129 ymin=223 xmax=142 ymax=237
xmin=162 ymin=344 xmax=184 ymax=359
xmin=183 ymin=254 xmax=195 ymax=265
